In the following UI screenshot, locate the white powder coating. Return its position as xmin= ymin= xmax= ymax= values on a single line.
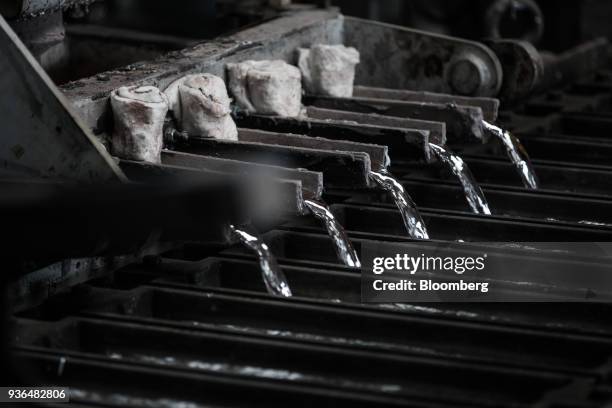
xmin=164 ymin=74 xmax=238 ymax=141
xmin=110 ymin=86 xmax=168 ymax=163
xmin=227 ymin=60 xmax=302 ymax=117
xmin=297 ymin=48 xmax=314 ymax=94
xmin=298 ymin=44 xmax=360 ymax=98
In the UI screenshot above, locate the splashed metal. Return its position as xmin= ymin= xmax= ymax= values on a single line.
xmin=369 ymin=171 xmax=430 ymax=239
xmin=482 ymin=121 xmax=539 ymax=189
xmin=304 ymin=199 xmax=361 ymax=268
xmin=229 ymin=225 xmax=292 ymax=297
xmin=428 ymin=143 xmax=492 ymax=215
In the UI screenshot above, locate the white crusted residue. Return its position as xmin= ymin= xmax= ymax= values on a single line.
xmin=298 ymin=44 xmax=360 ymax=98
xmin=227 ymin=60 xmax=302 ymax=117
xmin=297 ymin=48 xmax=314 ymax=93
xmin=164 ymin=73 xmax=238 ymax=141
xmin=110 ymin=85 xmax=168 ymax=163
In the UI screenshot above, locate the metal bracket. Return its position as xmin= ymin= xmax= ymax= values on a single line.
xmin=344 ymin=17 xmax=503 ymax=97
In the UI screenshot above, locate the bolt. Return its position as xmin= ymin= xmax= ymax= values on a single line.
xmin=447 ymin=54 xmax=489 ymax=96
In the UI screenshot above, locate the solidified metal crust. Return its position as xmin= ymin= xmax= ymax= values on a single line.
xmin=62 ymin=9 xmax=344 ymax=131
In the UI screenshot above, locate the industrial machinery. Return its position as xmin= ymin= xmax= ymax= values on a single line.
xmin=2 ymin=1 xmax=612 ymax=406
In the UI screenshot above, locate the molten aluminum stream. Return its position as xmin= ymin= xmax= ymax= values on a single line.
xmin=304 ymin=199 xmax=361 ymax=268
xmin=428 ymin=143 xmax=492 ymax=215
xmin=482 ymin=121 xmax=539 ymax=189
xmin=229 ymin=225 xmax=292 ymax=297
xmin=369 ymin=171 xmax=430 ymax=239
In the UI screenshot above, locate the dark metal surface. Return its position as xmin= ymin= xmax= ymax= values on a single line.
xmin=0 ymin=14 xmax=125 ymax=182
xmin=161 ymin=149 xmax=324 ymax=201
xmin=237 ymin=128 xmax=390 ymax=172
xmin=482 ymin=0 xmax=544 ymax=44
xmin=2 ymin=176 xmax=248 ymax=312
xmin=119 ymin=159 xmax=307 ymax=217
xmin=6 ymin=4 xmax=612 ymax=407
xmin=235 ymin=113 xmax=434 ymax=162
xmin=305 ymin=105 xmax=447 ymax=149
xmin=169 ymin=136 xmax=373 ymax=189
xmin=353 ymin=85 xmax=499 ymax=122
xmin=485 ymin=39 xmax=543 ymax=103
xmin=344 ymin=16 xmax=502 ymax=96
xmin=304 ymin=95 xmax=488 ymax=144
xmin=1 ymin=180 xmax=238 ymax=260
xmin=538 ymin=37 xmax=611 ymax=92
xmin=0 ymin=0 xmax=97 ymax=19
